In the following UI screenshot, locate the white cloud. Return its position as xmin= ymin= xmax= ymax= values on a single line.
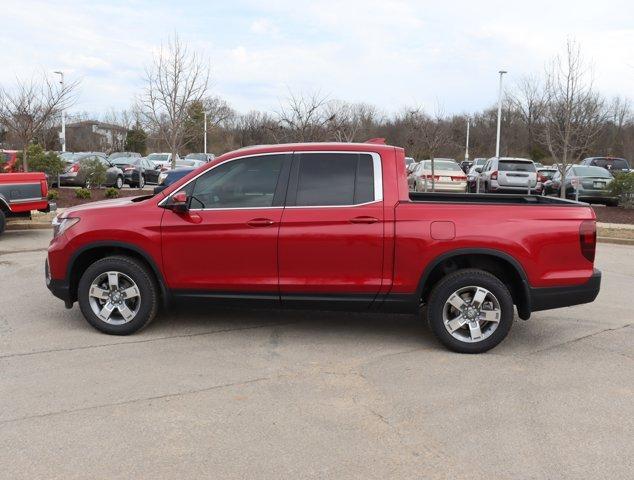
xmin=0 ymin=0 xmax=632 ymax=117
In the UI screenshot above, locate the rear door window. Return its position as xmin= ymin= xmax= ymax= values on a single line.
xmin=291 ymin=153 xmax=376 ymax=206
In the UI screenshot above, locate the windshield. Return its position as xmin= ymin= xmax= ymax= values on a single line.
xmin=473 ymin=158 xmax=487 ymax=166
xmin=572 ymin=166 xmax=612 ymax=178
xmin=499 ymin=160 xmax=536 ymax=172
xmin=60 ymin=152 xmax=80 ymax=162
xmin=109 ymin=152 xmax=130 ymax=160
xmin=421 ymin=160 xmax=462 ymax=172
xmin=111 ymin=158 xmax=139 ymax=166
xmin=592 ymin=158 xmax=629 ymax=170
xmin=176 ymin=159 xmax=199 ymax=167
xmin=185 ymin=153 xmax=207 ymax=161
xmin=148 ymin=154 xmax=169 ymax=161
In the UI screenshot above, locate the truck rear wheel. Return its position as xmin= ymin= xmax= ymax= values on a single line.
xmin=426 ymin=269 xmax=513 ymax=353
xmin=77 ymin=256 xmax=159 ymax=335
xmin=0 ymin=209 xmax=5 ymax=236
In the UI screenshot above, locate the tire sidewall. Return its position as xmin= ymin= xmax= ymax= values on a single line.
xmin=78 ymin=256 xmax=157 ymax=335
xmin=116 ymin=176 xmax=123 ymax=189
xmin=427 ymin=269 xmax=514 ymax=353
xmin=0 ymin=209 xmax=5 ymax=236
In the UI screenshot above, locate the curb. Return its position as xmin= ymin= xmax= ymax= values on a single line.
xmin=597 ymin=236 xmax=634 ymax=246
xmin=6 ymin=223 xmax=52 ymax=231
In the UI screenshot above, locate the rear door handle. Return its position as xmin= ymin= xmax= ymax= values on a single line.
xmin=247 ymin=218 xmax=275 ymax=227
xmin=349 ymin=216 xmax=379 ymax=224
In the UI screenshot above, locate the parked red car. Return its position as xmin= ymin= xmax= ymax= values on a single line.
xmin=0 ymin=172 xmax=51 ymax=236
xmin=1 ymin=150 xmax=21 ymax=173
xmin=46 ymin=142 xmax=600 ymax=353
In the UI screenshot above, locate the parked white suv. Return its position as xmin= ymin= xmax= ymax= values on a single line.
xmin=147 ymin=153 xmax=180 ymax=169
xmin=477 ymin=157 xmax=539 ymax=194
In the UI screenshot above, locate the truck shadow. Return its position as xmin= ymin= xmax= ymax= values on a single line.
xmin=148 ymin=300 xmax=438 ymax=349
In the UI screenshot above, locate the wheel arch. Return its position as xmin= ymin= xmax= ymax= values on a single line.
xmin=417 ymin=248 xmax=531 ymax=320
xmin=66 ymin=241 xmax=169 ymax=306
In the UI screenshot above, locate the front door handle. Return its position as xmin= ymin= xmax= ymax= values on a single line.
xmin=247 ymin=218 xmax=275 ymax=227
xmin=349 ymin=216 xmax=379 ymax=224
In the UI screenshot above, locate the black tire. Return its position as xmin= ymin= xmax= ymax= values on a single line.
xmin=0 ymin=209 xmax=5 ymax=236
xmin=139 ymin=175 xmax=145 ymax=189
xmin=77 ymin=256 xmax=159 ymax=335
xmin=115 ymin=176 xmax=123 ymax=189
xmin=426 ymin=269 xmax=514 ymax=353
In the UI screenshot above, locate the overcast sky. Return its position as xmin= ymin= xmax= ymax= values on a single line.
xmin=2 ymin=0 xmax=632 ymax=117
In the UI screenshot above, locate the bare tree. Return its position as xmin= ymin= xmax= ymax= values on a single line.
xmin=324 ymin=101 xmax=380 ymax=142
xmin=140 ymin=34 xmax=209 ymax=168
xmin=276 ymin=91 xmax=331 ymax=142
xmin=542 ymin=40 xmax=608 ymax=197
xmin=0 ymin=74 xmax=78 ymax=170
xmin=508 ymin=75 xmax=546 ymax=158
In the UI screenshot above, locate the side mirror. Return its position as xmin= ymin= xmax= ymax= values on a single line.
xmin=167 ymin=191 xmax=188 ymax=213
xmin=475 ymin=167 xmax=482 ymax=173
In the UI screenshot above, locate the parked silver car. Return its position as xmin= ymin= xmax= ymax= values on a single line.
xmin=58 ymin=152 xmax=124 ymax=189
xmin=477 ymin=157 xmax=538 ymax=194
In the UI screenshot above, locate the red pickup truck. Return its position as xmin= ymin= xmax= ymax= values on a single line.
xmin=46 ymin=142 xmax=600 ymax=353
xmin=0 ymin=172 xmax=51 ymax=236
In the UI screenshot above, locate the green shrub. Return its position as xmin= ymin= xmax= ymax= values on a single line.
xmin=75 ymin=188 xmax=91 ymax=199
xmin=104 ymin=187 xmax=119 ymax=199
xmin=22 ymin=144 xmax=65 ymax=184
xmin=47 ymin=189 xmax=59 ymax=201
xmin=79 ymin=158 xmax=107 ymax=188
xmin=608 ymin=172 xmax=634 ymax=208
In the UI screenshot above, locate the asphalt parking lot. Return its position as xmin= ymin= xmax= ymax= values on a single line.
xmin=1 ymin=230 xmax=632 ymax=479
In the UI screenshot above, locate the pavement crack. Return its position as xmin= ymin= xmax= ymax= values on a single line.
xmin=0 ymin=377 xmax=270 ymax=426
xmin=0 ymin=321 xmax=299 ymax=360
xmin=526 ymin=323 xmax=632 ymax=355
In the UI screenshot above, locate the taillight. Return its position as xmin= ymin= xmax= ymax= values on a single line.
xmin=70 ymin=163 xmax=80 ymax=173
xmin=537 ymin=174 xmax=545 ymax=182
xmin=579 ymin=220 xmax=596 ymax=262
xmin=423 ymin=175 xmax=440 ymax=180
xmin=451 ymin=175 xmax=467 ymax=181
xmin=40 ymin=179 xmax=48 ymax=197
xmin=491 ymin=171 xmax=498 ymax=180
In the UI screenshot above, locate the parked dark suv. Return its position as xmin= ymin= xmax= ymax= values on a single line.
xmin=580 ymin=157 xmax=630 ymax=174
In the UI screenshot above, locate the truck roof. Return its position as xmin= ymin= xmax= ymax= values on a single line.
xmin=225 ymin=142 xmax=398 ymax=160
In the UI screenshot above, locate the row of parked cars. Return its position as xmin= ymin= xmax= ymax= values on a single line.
xmin=406 ymin=155 xmax=631 ymax=206
xmin=56 ymin=151 xmax=215 ymax=189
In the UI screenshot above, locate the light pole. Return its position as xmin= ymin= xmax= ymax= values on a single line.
xmin=54 ymin=71 xmax=66 ymax=152
xmin=203 ymin=111 xmax=207 ymax=155
xmin=464 ymin=117 xmax=470 ymax=163
xmin=495 ymin=70 xmax=507 ymax=158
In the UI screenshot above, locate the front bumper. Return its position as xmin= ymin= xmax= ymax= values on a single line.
xmin=529 ymin=269 xmax=601 ymax=312
xmin=45 ymin=258 xmax=73 ymax=308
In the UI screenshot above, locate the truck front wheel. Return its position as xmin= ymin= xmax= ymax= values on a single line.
xmin=426 ymin=269 xmax=513 ymax=353
xmin=77 ymin=256 xmax=159 ymax=335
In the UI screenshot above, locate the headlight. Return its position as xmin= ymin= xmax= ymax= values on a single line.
xmin=52 ymin=216 xmax=80 ymax=238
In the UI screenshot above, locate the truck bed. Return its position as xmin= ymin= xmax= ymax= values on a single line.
xmin=409 ymin=192 xmax=584 ymax=206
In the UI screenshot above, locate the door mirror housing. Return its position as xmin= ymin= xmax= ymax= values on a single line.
xmin=167 ymin=191 xmax=189 ymax=213
xmin=474 ymin=167 xmax=482 ymax=173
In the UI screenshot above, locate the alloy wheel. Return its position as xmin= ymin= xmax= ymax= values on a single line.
xmin=442 ymin=285 xmax=502 ymax=343
xmin=88 ymin=271 xmax=141 ymax=325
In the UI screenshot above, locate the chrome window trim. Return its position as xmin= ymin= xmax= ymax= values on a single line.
xmin=159 ymin=150 xmax=384 ymax=210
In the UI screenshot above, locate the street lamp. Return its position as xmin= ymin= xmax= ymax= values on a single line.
xmin=203 ymin=111 xmax=207 ymax=155
xmin=495 ymin=70 xmax=507 ymax=158
xmin=54 ymin=71 xmax=66 ymax=152
xmin=464 ymin=117 xmax=470 ymax=163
